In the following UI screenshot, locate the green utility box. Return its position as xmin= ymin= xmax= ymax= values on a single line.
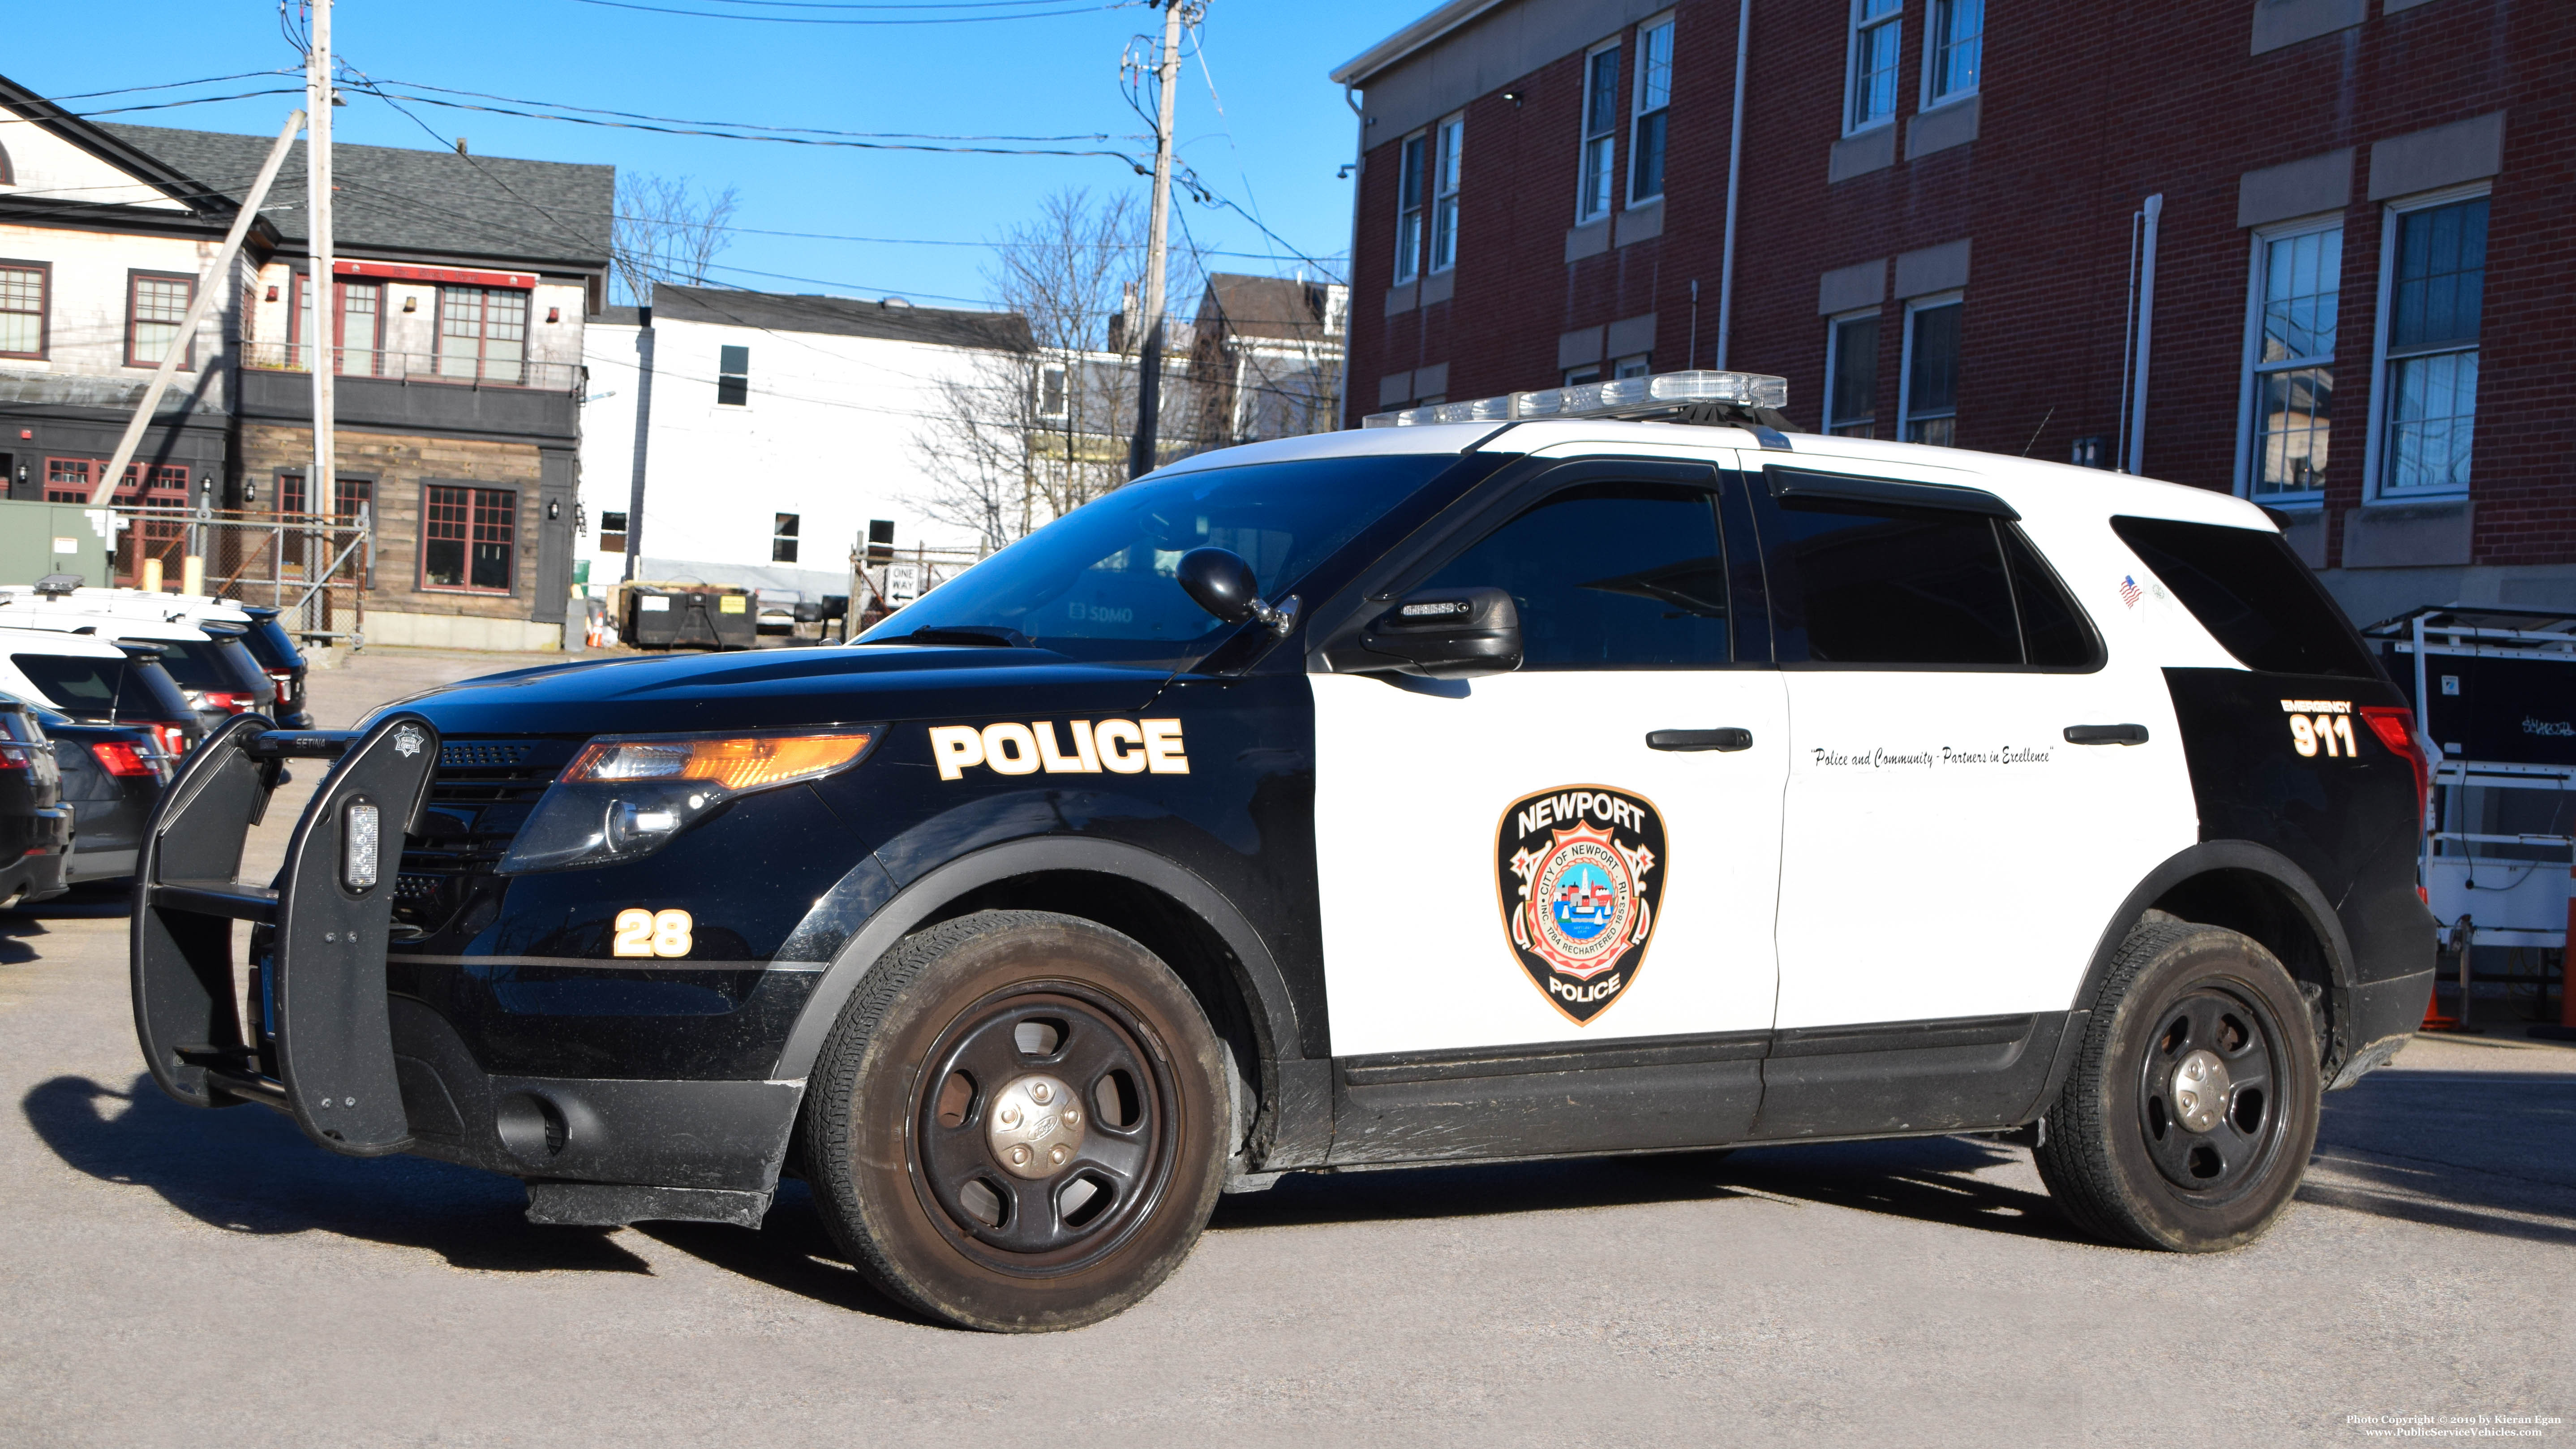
xmin=0 ymin=499 xmax=112 ymax=586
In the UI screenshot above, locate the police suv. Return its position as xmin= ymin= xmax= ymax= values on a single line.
xmin=131 ymin=371 xmax=2434 ymax=1332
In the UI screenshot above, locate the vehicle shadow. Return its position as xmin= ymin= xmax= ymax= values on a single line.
xmin=1210 ymin=1135 xmax=2089 ymax=1245
xmin=2305 ymin=1069 xmax=2576 ymax=1247
xmin=635 ymin=1182 xmax=934 ymax=1328
xmin=22 ymin=1072 xmax=653 ymax=1275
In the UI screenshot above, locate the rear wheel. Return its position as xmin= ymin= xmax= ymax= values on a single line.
xmin=802 ymin=910 xmax=1229 ymax=1331
xmin=2035 ymin=920 xmax=2320 ymax=1252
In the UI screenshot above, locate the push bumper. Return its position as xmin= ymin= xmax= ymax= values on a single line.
xmin=131 ymin=712 xmax=801 ymax=1223
xmin=132 ymin=711 xmax=442 ymax=1154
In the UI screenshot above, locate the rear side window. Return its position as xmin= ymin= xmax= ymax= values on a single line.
xmin=13 ymin=654 xmax=120 ymax=714
xmin=119 ymin=662 xmax=194 ymax=722
xmin=2110 ymin=516 xmax=2377 ymax=678
xmin=1421 ymin=480 xmax=1730 ymax=668
xmin=1758 ymin=498 xmax=2019 ymax=665
xmin=240 ymin=619 xmax=302 ymax=671
xmin=2002 ymin=527 xmax=2099 ymax=667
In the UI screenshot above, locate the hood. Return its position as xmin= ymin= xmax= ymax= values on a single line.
xmin=389 ymin=644 xmax=1175 ymax=738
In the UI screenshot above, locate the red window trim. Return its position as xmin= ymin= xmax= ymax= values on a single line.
xmin=46 ymin=458 xmax=186 ymax=505
xmin=416 ymin=480 xmax=520 ymax=596
xmin=335 ymin=259 xmax=537 ymax=290
xmin=0 ymin=257 xmax=49 ymax=361
xmin=125 ymin=268 xmax=196 ymax=371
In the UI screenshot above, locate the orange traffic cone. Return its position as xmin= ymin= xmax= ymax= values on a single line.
xmin=2421 ymin=913 xmax=2474 ymax=1033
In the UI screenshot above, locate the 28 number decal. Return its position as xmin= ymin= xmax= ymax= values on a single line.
xmin=613 ymin=907 xmax=694 ymax=958
xmin=2282 ymin=699 xmax=2358 ymax=760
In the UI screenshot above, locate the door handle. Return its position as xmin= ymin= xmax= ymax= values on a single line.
xmin=1647 ymin=728 xmax=1753 ymax=752
xmin=2064 ymin=724 xmax=2150 ymax=745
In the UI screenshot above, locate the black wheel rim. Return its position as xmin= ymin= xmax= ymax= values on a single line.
xmin=2135 ymin=982 xmax=2286 ymax=1198
xmin=910 ymin=983 xmax=1178 ymax=1276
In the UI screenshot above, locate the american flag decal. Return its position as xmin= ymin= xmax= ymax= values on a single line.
xmin=2119 ymin=575 xmax=2144 ymax=609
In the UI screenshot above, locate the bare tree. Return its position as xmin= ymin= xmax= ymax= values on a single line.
xmin=910 ymin=188 xmax=1203 ymax=552
xmin=611 ymin=174 xmax=741 ymax=307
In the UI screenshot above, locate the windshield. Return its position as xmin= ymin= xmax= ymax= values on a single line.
xmin=859 ymin=454 xmax=1463 ymax=664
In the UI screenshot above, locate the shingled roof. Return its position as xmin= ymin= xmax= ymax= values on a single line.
xmin=649 ymin=284 xmax=1032 ymax=353
xmin=1194 ymin=273 xmax=1339 ymax=345
xmin=101 ymin=122 xmax=611 ymax=272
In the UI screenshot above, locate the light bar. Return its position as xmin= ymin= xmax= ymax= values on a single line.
xmin=1361 ymin=369 xmax=1788 ymax=429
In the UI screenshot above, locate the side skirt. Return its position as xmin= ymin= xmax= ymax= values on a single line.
xmin=1751 ymin=1012 xmax=2077 ymax=1142
xmin=1329 ymin=1031 xmax=1767 ymax=1166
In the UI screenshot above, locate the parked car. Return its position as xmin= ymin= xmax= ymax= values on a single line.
xmin=130 ymin=369 xmax=2433 ymax=1333
xmin=2 ymin=692 xmax=169 ymax=888
xmin=0 ymin=612 xmax=274 ymax=734
xmin=236 ymin=606 xmax=314 ymax=729
xmin=0 ymin=588 xmax=321 ymax=728
xmin=0 ymin=696 xmax=73 ymax=909
xmin=0 ymin=631 xmax=201 ymax=761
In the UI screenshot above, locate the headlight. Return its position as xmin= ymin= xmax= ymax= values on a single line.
xmin=497 ymin=729 xmax=876 ymax=875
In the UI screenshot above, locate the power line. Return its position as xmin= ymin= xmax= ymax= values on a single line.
xmin=566 ymin=0 xmax=1133 ymax=22
xmin=366 ymin=77 xmax=1113 ymax=143
xmin=31 ymin=69 xmax=299 ymax=103
xmin=69 ymin=89 xmax=309 ymax=118
xmin=366 ymin=86 xmax=1148 ymax=163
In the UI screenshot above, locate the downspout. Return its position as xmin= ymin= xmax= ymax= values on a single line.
xmin=1713 ymin=0 xmax=1752 ymax=370
xmin=623 ymin=305 xmax=654 ymax=582
xmin=2125 ymin=193 xmax=2163 ymax=476
xmin=1337 ymin=82 xmax=1363 ymax=428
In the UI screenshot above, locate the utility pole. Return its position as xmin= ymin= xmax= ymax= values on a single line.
xmin=625 ymin=306 xmax=653 ymax=581
xmin=1125 ymin=0 xmax=1184 ymax=481
xmin=308 ymin=0 xmax=336 ymax=540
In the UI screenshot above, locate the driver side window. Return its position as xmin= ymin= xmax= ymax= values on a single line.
xmin=1421 ymin=480 xmax=1731 ymax=668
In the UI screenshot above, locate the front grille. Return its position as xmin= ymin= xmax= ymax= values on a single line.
xmin=394 ymin=737 xmax=578 ymax=933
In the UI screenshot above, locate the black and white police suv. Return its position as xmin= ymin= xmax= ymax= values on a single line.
xmin=131 ymin=370 xmax=2434 ymax=1331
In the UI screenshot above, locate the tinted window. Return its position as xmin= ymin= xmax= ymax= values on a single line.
xmin=864 ymin=454 xmax=1464 ymax=665
xmin=238 ymin=616 xmax=302 ymax=671
xmin=13 ymin=654 xmax=120 ymax=714
xmin=2002 ymin=525 xmax=2102 ymax=667
xmin=2110 ymin=515 xmax=2377 ymax=678
xmin=1762 ymin=498 xmax=2019 ymax=665
xmin=148 ymin=638 xmax=233 ymax=691
xmin=119 ymin=661 xmax=195 ymax=724
xmin=1421 ymin=481 xmax=1729 ymax=668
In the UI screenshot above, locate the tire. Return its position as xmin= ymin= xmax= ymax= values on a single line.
xmin=801 ymin=910 xmax=1230 ymax=1331
xmin=2034 ymin=920 xmax=2321 ymax=1252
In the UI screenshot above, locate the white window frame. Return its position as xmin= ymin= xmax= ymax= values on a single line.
xmin=1628 ymin=13 xmax=1676 ymax=207
xmin=1429 ymin=114 xmax=1464 ymax=274
xmin=1575 ymin=38 xmax=1623 ymax=225
xmin=1824 ymin=306 xmax=1882 ymax=437
xmin=1613 ymin=353 xmax=1652 ymax=378
xmin=2362 ymin=181 xmax=2490 ymax=504
xmin=1563 ymin=364 xmax=1603 ymax=387
xmin=1843 ymin=0 xmax=1904 ymax=138
xmin=1393 ymin=129 xmax=1429 ymax=286
xmin=1898 ymin=291 xmax=1962 ymax=447
xmin=1919 ymin=0 xmax=1982 ymax=111
xmin=2232 ymin=214 xmax=2342 ymax=507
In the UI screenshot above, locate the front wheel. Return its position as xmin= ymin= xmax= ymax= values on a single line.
xmin=801 ymin=910 xmax=1230 ymax=1331
xmin=2035 ymin=920 xmax=2321 ymax=1252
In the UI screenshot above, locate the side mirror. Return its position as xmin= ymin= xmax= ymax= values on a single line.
xmin=1177 ymin=547 xmax=1299 ymax=637
xmin=1334 ymin=586 xmax=1522 ymax=678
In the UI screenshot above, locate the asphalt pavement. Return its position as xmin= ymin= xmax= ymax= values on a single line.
xmin=1 ymin=645 xmax=2570 ymax=1447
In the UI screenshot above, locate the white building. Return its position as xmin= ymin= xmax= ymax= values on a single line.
xmin=578 ymin=285 xmax=1031 ymax=601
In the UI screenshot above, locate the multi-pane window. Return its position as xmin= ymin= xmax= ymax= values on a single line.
xmin=1826 ymin=313 xmax=1880 ymax=437
xmin=1848 ymin=0 xmax=1903 ymax=133
xmin=422 ymin=484 xmax=516 ymax=592
xmin=1614 ymin=354 xmax=1652 ymax=379
xmin=1429 ymin=116 xmax=1464 ymax=274
xmin=1630 ymin=17 xmax=1674 ymax=205
xmin=1577 ymin=43 xmax=1621 ymax=223
xmin=773 ymin=512 xmax=800 ymax=563
xmin=718 ymin=344 xmax=750 ymax=405
xmin=1902 ymin=298 xmax=1961 ymax=447
xmin=2246 ymin=224 xmax=2341 ymax=500
xmin=434 ymin=286 xmax=527 ymax=384
xmin=126 ymin=272 xmax=194 ymax=369
xmin=1393 ymin=132 xmax=1428 ymax=285
xmin=336 ymin=280 xmax=382 ymax=375
xmin=1038 ymin=362 xmax=1068 ymax=418
xmin=599 ymin=510 xmax=630 ymax=555
xmin=2380 ymin=195 xmax=2487 ymax=495
xmin=1925 ymin=0 xmax=1983 ymax=104
xmin=0 ymin=263 xmax=45 ymax=357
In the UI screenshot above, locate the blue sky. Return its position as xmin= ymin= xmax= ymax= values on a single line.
xmin=15 ymin=0 xmax=1404 ymax=312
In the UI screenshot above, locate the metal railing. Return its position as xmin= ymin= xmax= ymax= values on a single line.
xmin=107 ymin=503 xmax=374 ymax=641
xmin=241 ymin=341 xmax=580 ymax=393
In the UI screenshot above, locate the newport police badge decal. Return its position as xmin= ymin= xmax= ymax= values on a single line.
xmin=1494 ymin=785 xmax=1667 ymax=1025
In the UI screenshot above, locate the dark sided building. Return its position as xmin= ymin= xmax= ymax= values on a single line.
xmin=1331 ymin=0 xmax=2575 ymax=623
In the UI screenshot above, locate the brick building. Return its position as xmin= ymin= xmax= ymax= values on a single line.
xmin=1331 ymin=0 xmax=2574 ymax=623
